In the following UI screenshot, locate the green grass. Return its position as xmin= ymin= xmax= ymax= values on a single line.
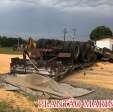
xmin=0 ymin=101 xmax=24 ymax=112
xmin=0 ymin=47 xmax=22 ymax=54
xmin=26 ymin=93 xmax=37 ymax=102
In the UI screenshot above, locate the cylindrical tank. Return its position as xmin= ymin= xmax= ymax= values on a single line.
xmin=37 ymin=39 xmax=63 ymax=49
xmin=36 ymin=39 xmax=96 ymax=63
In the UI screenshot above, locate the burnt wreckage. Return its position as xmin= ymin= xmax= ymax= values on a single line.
xmin=10 ymin=39 xmax=113 ymax=81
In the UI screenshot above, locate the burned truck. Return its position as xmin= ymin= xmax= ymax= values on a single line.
xmin=10 ymin=39 xmax=97 ymax=80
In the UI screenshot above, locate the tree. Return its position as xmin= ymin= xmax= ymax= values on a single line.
xmin=0 ymin=36 xmax=26 ymax=47
xmin=90 ymin=26 xmax=113 ymax=41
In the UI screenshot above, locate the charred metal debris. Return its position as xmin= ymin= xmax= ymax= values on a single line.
xmin=10 ymin=39 xmax=113 ymax=81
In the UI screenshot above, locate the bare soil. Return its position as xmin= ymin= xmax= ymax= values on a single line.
xmin=63 ymin=62 xmax=113 ymax=90
xmin=62 ymin=62 xmax=113 ymax=112
xmin=0 ymin=54 xmax=38 ymax=112
xmin=0 ymin=54 xmax=113 ymax=112
xmin=0 ymin=89 xmax=37 ymax=112
xmin=0 ymin=54 xmax=22 ymax=74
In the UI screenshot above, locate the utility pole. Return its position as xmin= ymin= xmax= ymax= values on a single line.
xmin=18 ymin=37 xmax=19 ymax=47
xmin=16 ymin=33 xmax=20 ymax=51
xmin=64 ymin=28 xmax=67 ymax=41
xmin=72 ymin=28 xmax=76 ymax=41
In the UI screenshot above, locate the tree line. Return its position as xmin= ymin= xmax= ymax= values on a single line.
xmin=0 ymin=25 xmax=113 ymax=47
xmin=0 ymin=36 xmax=26 ymax=47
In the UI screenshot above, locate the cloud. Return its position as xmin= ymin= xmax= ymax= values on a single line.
xmin=0 ymin=0 xmax=113 ymax=15
xmin=42 ymin=0 xmax=113 ymax=14
xmin=0 ymin=0 xmax=113 ymax=40
xmin=29 ymin=0 xmax=113 ymax=10
xmin=1 ymin=0 xmax=113 ymax=9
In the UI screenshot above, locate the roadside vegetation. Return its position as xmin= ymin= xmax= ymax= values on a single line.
xmin=0 ymin=101 xmax=24 ymax=112
xmin=0 ymin=47 xmax=22 ymax=54
xmin=0 ymin=36 xmax=25 ymax=54
xmin=0 ymin=36 xmax=25 ymax=47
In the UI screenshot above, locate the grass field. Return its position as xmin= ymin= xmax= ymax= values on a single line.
xmin=0 ymin=102 xmax=24 ymax=112
xmin=0 ymin=47 xmax=22 ymax=54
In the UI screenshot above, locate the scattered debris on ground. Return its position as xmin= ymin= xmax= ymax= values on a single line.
xmin=0 ymin=54 xmax=113 ymax=112
xmin=2 ymin=74 xmax=93 ymax=99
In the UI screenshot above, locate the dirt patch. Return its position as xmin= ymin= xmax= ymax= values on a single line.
xmin=0 ymin=54 xmax=22 ymax=74
xmin=1 ymin=54 xmax=113 ymax=112
xmin=0 ymin=89 xmax=37 ymax=112
xmin=63 ymin=62 xmax=113 ymax=90
xmin=62 ymin=62 xmax=113 ymax=112
xmin=0 ymin=54 xmax=38 ymax=111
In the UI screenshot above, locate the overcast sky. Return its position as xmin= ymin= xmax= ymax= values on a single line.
xmin=0 ymin=0 xmax=113 ymax=40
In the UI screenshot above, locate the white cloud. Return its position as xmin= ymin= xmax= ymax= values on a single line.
xmin=0 ymin=0 xmax=113 ymax=40
xmin=44 ymin=0 xmax=113 ymax=12
xmin=1 ymin=0 xmax=113 ymax=8
xmin=0 ymin=0 xmax=113 ymax=16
